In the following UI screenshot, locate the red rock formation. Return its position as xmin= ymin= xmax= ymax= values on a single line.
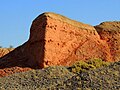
xmin=0 ymin=48 xmax=14 ymax=58
xmin=28 ymin=12 xmax=112 ymax=68
xmin=95 ymin=21 xmax=120 ymax=61
xmin=0 ymin=12 xmax=119 ymax=77
xmin=0 ymin=67 xmax=31 ymax=77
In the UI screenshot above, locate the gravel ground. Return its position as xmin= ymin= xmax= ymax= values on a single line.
xmin=0 ymin=66 xmax=74 ymax=90
xmin=0 ymin=61 xmax=119 ymax=90
xmin=80 ymin=61 xmax=120 ymax=90
xmin=56 ymin=61 xmax=120 ymax=90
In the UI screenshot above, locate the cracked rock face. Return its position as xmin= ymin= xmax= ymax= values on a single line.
xmin=0 ymin=12 xmax=119 ymax=77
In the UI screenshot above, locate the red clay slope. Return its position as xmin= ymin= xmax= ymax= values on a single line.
xmin=0 ymin=12 xmax=119 ymax=77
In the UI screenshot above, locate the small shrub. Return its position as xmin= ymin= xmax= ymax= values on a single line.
xmin=68 ymin=58 xmax=110 ymax=74
xmin=68 ymin=60 xmax=95 ymax=74
xmin=87 ymin=58 xmax=110 ymax=68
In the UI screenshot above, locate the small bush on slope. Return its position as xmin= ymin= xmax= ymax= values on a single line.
xmin=68 ymin=58 xmax=110 ymax=74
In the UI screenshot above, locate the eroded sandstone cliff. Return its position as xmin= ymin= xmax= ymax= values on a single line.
xmin=0 ymin=12 xmax=119 ymax=77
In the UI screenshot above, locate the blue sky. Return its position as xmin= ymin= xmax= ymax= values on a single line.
xmin=0 ymin=0 xmax=120 ymax=47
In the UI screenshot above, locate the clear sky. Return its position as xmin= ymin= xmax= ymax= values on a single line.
xmin=0 ymin=0 xmax=120 ymax=47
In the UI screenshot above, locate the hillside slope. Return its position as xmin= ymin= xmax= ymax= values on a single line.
xmin=0 ymin=61 xmax=119 ymax=90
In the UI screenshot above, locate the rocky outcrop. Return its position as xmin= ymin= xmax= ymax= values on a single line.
xmin=0 ymin=48 xmax=14 ymax=58
xmin=95 ymin=22 xmax=120 ymax=61
xmin=0 ymin=67 xmax=31 ymax=77
xmin=0 ymin=12 xmax=119 ymax=77
xmin=26 ymin=12 xmax=112 ymax=68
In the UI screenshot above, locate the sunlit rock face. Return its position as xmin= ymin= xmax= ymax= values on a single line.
xmin=0 ymin=12 xmax=119 ymax=77
xmin=95 ymin=21 xmax=120 ymax=61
